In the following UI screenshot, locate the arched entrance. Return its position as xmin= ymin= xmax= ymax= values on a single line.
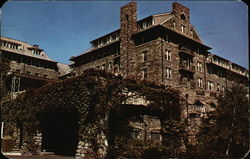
xmin=38 ymin=111 xmax=79 ymax=156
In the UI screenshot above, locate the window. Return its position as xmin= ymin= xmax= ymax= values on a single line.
xmin=181 ymin=25 xmax=184 ymax=33
xmin=142 ymin=21 xmax=147 ymax=29
xmin=217 ymin=84 xmax=221 ymax=92
xmin=166 ymin=67 xmax=172 ymax=79
xmin=100 ymin=64 xmax=105 ymax=70
xmin=43 ymin=74 xmax=48 ymax=78
xmin=165 ymin=49 xmax=171 ymax=61
xmin=198 ymin=78 xmax=203 ymax=88
xmin=16 ymin=69 xmax=21 ymax=73
xmin=181 ymin=14 xmax=186 ymax=20
xmin=208 ymin=81 xmax=214 ymax=91
xmin=165 ymin=34 xmax=169 ymax=43
xmin=26 ymin=71 xmax=31 ymax=75
xmin=222 ymin=85 xmax=225 ymax=93
xmin=207 ymin=66 xmax=213 ymax=74
xmin=196 ymin=48 xmax=201 ymax=55
xmin=142 ymin=68 xmax=147 ymax=79
xmin=151 ymin=132 xmax=161 ymax=140
xmin=197 ymin=62 xmax=203 ymax=72
xmin=34 ymin=73 xmax=39 ymax=77
xmin=108 ymin=62 xmax=112 ymax=70
xmin=142 ymin=51 xmax=147 ymax=62
xmin=131 ymin=129 xmax=140 ymax=139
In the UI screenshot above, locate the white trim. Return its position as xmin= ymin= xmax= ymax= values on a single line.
xmin=160 ymin=15 xmax=174 ymax=25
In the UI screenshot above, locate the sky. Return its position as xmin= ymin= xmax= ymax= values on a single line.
xmin=1 ymin=0 xmax=248 ymax=68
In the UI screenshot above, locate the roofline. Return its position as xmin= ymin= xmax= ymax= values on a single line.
xmin=1 ymin=36 xmax=34 ymax=47
xmin=209 ymin=53 xmax=248 ymax=70
xmin=90 ymin=29 xmax=120 ymax=44
xmin=70 ymin=40 xmax=119 ymax=61
xmin=1 ymin=36 xmax=57 ymax=63
xmin=90 ymin=14 xmax=156 ymax=44
xmin=152 ymin=12 xmax=171 ymax=17
xmin=209 ymin=53 xmax=230 ymax=62
xmin=134 ymin=24 xmax=211 ymax=50
xmin=2 ymin=47 xmax=57 ymax=63
xmin=231 ymin=62 xmax=248 ymax=70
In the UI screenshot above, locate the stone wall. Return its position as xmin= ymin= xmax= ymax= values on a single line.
xmin=9 ymin=61 xmax=58 ymax=79
xmin=75 ymin=131 xmax=108 ymax=159
xmin=135 ymin=38 xmax=162 ymax=83
xmin=120 ymin=2 xmax=138 ymax=78
xmin=129 ymin=115 xmax=161 ymax=141
xmin=74 ymin=55 xmax=116 ymax=76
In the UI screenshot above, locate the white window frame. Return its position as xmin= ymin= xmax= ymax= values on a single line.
xmin=166 ymin=67 xmax=172 ymax=79
xmin=165 ymin=49 xmax=171 ymax=61
xmin=142 ymin=68 xmax=147 ymax=79
xmin=142 ymin=51 xmax=147 ymax=62
xmin=181 ymin=25 xmax=184 ymax=33
xmin=198 ymin=78 xmax=203 ymax=88
xmin=208 ymin=81 xmax=214 ymax=91
xmin=197 ymin=62 xmax=203 ymax=72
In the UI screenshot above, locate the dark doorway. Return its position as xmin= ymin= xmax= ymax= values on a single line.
xmin=39 ymin=111 xmax=79 ymax=156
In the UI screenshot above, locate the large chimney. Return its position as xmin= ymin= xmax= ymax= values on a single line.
xmin=172 ymin=2 xmax=190 ymax=24
xmin=120 ymin=2 xmax=138 ymax=78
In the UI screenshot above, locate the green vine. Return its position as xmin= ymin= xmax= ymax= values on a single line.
xmin=2 ymin=69 xmax=181 ymax=156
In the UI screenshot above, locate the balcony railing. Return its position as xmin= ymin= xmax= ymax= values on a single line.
xmin=179 ymin=62 xmax=195 ymax=72
xmin=209 ymin=91 xmax=218 ymax=98
xmin=178 ymin=46 xmax=195 ymax=56
xmin=196 ymin=90 xmax=205 ymax=96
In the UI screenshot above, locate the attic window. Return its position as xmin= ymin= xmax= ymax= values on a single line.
xmin=181 ymin=14 xmax=186 ymax=20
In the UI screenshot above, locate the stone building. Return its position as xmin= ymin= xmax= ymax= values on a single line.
xmin=1 ymin=2 xmax=249 ymax=158
xmin=69 ymin=1 xmax=249 ymax=147
xmin=70 ymin=2 xmax=248 ymax=93
xmin=70 ymin=1 xmax=248 ymax=112
xmin=0 ymin=36 xmax=70 ymax=98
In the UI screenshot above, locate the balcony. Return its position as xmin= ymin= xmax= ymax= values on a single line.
xmin=179 ymin=79 xmax=196 ymax=89
xmin=179 ymin=62 xmax=195 ymax=73
xmin=209 ymin=91 xmax=219 ymax=98
xmin=196 ymin=90 xmax=205 ymax=96
xmin=178 ymin=46 xmax=195 ymax=56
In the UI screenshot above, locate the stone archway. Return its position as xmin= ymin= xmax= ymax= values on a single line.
xmin=38 ymin=111 xmax=80 ymax=156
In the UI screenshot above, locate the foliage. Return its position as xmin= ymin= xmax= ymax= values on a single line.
xmin=108 ymin=137 xmax=167 ymax=159
xmin=0 ymin=57 xmax=10 ymax=101
xmin=2 ymin=69 xmax=181 ymax=156
xmin=161 ymin=120 xmax=187 ymax=158
xmin=188 ymin=84 xmax=249 ymax=158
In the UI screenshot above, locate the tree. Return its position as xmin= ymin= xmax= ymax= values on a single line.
xmin=195 ymin=84 xmax=249 ymax=158
xmin=0 ymin=57 xmax=10 ymax=101
xmin=217 ymin=84 xmax=249 ymax=158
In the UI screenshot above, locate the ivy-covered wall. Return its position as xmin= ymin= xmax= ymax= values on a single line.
xmin=2 ymin=69 xmax=181 ymax=158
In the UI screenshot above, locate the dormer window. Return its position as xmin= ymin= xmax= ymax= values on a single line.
xmin=31 ymin=49 xmax=41 ymax=55
xmin=181 ymin=14 xmax=186 ymax=20
xmin=190 ymin=30 xmax=193 ymax=37
xmin=181 ymin=25 xmax=184 ymax=33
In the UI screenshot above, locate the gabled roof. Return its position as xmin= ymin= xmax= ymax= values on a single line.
xmin=70 ymin=39 xmax=119 ymax=61
xmin=71 ymin=10 xmax=210 ymax=61
xmin=1 ymin=36 xmax=56 ymax=63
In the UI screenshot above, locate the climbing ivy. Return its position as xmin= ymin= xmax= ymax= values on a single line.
xmin=2 ymin=69 xmax=181 ymax=156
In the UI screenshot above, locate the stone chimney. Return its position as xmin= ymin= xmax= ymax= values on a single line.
xmin=120 ymin=2 xmax=138 ymax=78
xmin=172 ymin=2 xmax=190 ymax=24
